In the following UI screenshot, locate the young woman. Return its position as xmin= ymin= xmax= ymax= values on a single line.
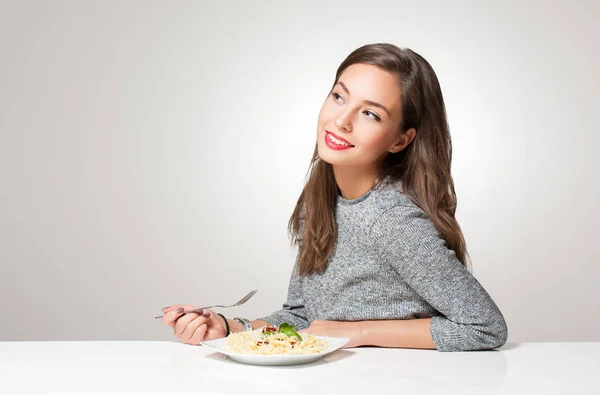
xmin=161 ymin=43 xmax=507 ymax=352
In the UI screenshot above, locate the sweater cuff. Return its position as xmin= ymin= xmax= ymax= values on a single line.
xmin=430 ymin=315 xmax=464 ymax=352
xmin=430 ymin=315 xmax=508 ymax=352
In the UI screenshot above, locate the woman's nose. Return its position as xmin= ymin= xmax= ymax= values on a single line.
xmin=334 ymin=111 xmax=352 ymax=132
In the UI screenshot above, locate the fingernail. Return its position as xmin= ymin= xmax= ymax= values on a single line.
xmin=189 ymin=309 xmax=203 ymax=315
xmin=176 ymin=307 xmax=184 ymax=314
xmin=203 ymin=312 xmax=210 ymax=318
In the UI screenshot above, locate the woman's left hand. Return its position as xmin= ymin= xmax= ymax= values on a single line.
xmin=299 ymin=320 xmax=364 ymax=348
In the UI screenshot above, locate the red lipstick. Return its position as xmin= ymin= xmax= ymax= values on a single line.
xmin=325 ymin=130 xmax=354 ymax=151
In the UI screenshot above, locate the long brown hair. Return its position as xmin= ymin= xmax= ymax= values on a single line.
xmin=290 ymin=43 xmax=468 ymax=276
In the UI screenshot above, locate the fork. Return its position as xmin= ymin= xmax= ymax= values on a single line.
xmin=154 ymin=289 xmax=258 ymax=319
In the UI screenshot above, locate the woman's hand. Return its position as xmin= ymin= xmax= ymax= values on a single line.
xmin=299 ymin=320 xmax=365 ymax=348
xmin=161 ymin=305 xmax=227 ymax=345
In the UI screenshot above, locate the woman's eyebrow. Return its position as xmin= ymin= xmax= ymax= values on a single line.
xmin=336 ymin=81 xmax=391 ymax=116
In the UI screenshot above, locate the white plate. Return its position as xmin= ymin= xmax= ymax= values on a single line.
xmin=200 ymin=336 xmax=350 ymax=366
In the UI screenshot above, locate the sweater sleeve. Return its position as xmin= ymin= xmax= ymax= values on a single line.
xmin=257 ymin=259 xmax=310 ymax=330
xmin=370 ymin=204 xmax=508 ymax=351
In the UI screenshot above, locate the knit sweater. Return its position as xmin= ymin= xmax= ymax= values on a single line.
xmin=259 ymin=179 xmax=508 ymax=352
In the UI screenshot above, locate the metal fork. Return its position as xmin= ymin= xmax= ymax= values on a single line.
xmin=154 ymin=289 xmax=258 ymax=319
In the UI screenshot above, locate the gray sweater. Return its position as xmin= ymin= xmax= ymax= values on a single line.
xmin=259 ymin=179 xmax=508 ymax=352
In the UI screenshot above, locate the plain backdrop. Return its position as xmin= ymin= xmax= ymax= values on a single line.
xmin=1 ymin=0 xmax=599 ymax=342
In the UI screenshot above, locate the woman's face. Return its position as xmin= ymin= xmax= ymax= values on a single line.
xmin=316 ymin=63 xmax=406 ymax=169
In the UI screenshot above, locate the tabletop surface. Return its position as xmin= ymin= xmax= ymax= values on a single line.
xmin=1 ymin=341 xmax=599 ymax=394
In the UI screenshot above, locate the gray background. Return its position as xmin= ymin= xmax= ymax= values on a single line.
xmin=1 ymin=0 xmax=598 ymax=342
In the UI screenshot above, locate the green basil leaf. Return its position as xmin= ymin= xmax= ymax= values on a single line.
xmin=280 ymin=328 xmax=302 ymax=341
xmin=274 ymin=323 xmax=302 ymax=341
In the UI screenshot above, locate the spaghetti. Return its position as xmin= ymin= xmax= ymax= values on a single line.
xmin=225 ymin=324 xmax=329 ymax=355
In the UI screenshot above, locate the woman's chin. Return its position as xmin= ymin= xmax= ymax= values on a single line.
xmin=317 ymin=145 xmax=351 ymax=166
xmin=317 ymin=150 xmax=345 ymax=166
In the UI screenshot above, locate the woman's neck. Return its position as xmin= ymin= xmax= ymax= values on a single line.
xmin=333 ymin=165 xmax=379 ymax=200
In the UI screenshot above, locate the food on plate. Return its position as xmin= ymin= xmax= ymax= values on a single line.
xmin=225 ymin=323 xmax=329 ymax=355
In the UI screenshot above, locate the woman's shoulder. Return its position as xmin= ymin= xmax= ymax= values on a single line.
xmin=369 ymin=179 xmax=436 ymax=235
xmin=336 ymin=177 xmax=432 ymax=238
xmin=371 ymin=178 xmax=423 ymax=214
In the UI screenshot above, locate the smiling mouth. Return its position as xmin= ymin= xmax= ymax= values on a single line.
xmin=325 ymin=131 xmax=354 ymax=148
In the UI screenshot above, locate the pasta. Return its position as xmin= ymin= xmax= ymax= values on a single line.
xmin=225 ymin=325 xmax=330 ymax=355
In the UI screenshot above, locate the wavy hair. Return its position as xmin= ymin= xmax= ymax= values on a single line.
xmin=290 ymin=43 xmax=468 ymax=275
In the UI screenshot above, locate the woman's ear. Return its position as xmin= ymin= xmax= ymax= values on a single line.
xmin=388 ymin=128 xmax=416 ymax=153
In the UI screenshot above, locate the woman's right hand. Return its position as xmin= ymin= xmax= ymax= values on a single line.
xmin=161 ymin=305 xmax=227 ymax=345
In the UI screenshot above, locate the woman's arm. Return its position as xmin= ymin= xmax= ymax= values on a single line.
xmin=252 ymin=259 xmax=310 ymax=330
xmin=301 ymin=318 xmax=436 ymax=349
xmin=359 ymin=318 xmax=435 ymax=349
xmin=227 ymin=319 xmax=270 ymax=333
xmin=370 ymin=204 xmax=508 ymax=352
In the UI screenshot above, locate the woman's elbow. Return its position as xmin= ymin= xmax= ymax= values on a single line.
xmin=477 ymin=315 xmax=508 ymax=350
xmin=432 ymin=315 xmax=508 ymax=351
xmin=489 ymin=315 xmax=508 ymax=349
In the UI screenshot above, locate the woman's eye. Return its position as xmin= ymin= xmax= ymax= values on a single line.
xmin=364 ymin=110 xmax=381 ymax=122
xmin=330 ymin=92 xmax=380 ymax=121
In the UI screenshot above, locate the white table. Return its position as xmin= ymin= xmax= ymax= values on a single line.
xmin=1 ymin=341 xmax=598 ymax=394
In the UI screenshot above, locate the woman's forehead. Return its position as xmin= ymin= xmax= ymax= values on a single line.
xmin=337 ymin=64 xmax=401 ymax=112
